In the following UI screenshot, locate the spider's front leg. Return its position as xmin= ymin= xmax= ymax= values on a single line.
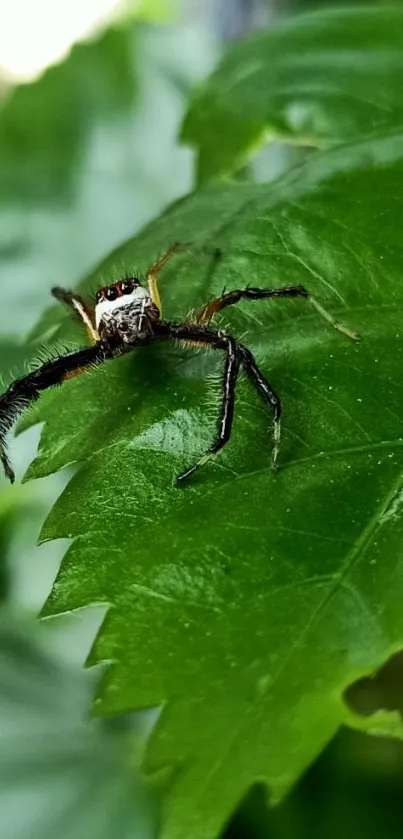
xmin=194 ymin=285 xmax=359 ymax=341
xmin=0 ymin=343 xmax=111 ymax=483
xmin=52 ymin=287 xmax=99 ymax=342
xmin=146 ymin=241 xmax=222 ymax=320
xmin=146 ymin=242 xmax=182 ymax=317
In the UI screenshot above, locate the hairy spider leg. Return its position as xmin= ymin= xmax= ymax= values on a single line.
xmin=146 ymin=242 xmax=182 ymax=318
xmin=0 ymin=343 xmax=111 ymax=483
xmin=194 ymin=285 xmax=359 ymax=340
xmin=52 ymin=287 xmax=99 ymax=342
xmin=239 ymin=344 xmax=282 ymax=469
xmin=175 ymin=331 xmax=241 ymax=484
xmin=146 ymin=241 xmax=222 ymax=325
xmin=157 ymin=322 xmax=277 ymax=484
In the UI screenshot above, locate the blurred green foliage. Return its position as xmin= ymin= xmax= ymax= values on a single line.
xmin=0 ymin=19 xmax=211 ymax=341
xmin=0 ymin=616 xmax=157 ymax=839
xmin=292 ymin=0 xmax=393 ymax=8
xmin=225 ymin=724 xmax=403 ymax=839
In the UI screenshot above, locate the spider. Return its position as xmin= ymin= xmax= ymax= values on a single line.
xmin=0 ymin=244 xmax=358 ymax=486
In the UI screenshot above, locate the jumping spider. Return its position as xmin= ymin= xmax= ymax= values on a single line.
xmin=0 ymin=244 xmax=358 ymax=485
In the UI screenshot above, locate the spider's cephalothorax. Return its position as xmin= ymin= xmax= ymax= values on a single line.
xmin=95 ymin=278 xmax=160 ymax=342
xmin=0 ymin=243 xmax=359 ymax=486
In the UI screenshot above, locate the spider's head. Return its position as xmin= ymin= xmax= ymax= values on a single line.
xmin=95 ymin=278 xmax=151 ymax=328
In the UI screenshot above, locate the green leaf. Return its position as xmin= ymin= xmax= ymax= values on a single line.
xmin=181 ymin=7 xmax=403 ymax=182
xmin=0 ymin=616 xmax=157 ymax=839
xmin=17 ymin=130 xmax=403 ymax=837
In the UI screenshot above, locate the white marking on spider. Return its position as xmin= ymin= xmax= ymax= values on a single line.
xmin=71 ymin=298 xmax=98 ymax=341
xmin=95 ymin=286 xmax=151 ymax=328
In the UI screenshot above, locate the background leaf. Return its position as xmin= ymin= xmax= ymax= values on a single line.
xmin=0 ymin=339 xmax=65 ymax=608
xmin=181 ymin=6 xmax=403 ymax=182
xmin=16 ymin=127 xmax=403 ymax=837
xmin=0 ymin=17 xmax=209 ymax=343
xmin=0 ymin=616 xmax=157 ymax=839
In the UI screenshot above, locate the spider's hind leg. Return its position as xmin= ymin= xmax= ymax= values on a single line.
xmin=239 ymin=345 xmax=282 ymax=469
xmin=52 ymin=287 xmax=99 ymax=342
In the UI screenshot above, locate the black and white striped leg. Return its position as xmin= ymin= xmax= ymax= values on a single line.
xmin=175 ymin=334 xmax=241 ymax=484
xmin=239 ymin=345 xmax=282 ymax=469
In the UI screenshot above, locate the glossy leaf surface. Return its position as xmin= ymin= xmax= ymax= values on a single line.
xmin=17 ymin=130 xmax=403 ymax=837
xmin=181 ymin=7 xmax=403 ymax=182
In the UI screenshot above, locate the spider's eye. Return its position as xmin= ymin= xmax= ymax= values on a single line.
xmin=105 ymin=286 xmax=118 ymax=301
xmin=121 ymin=279 xmax=135 ymax=295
